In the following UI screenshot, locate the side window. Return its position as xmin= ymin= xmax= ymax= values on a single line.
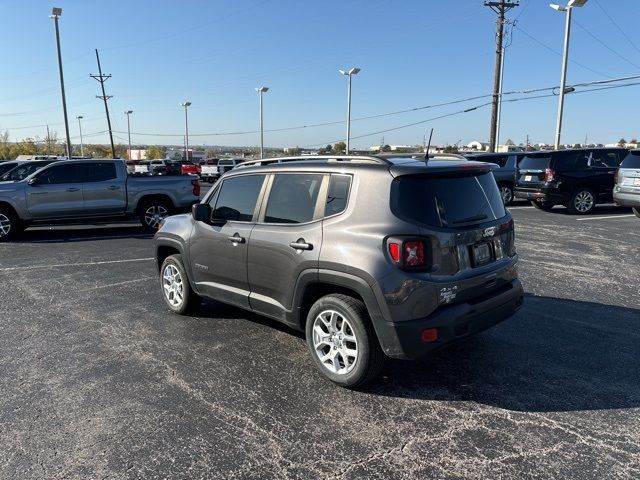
xmin=36 ymin=164 xmax=81 ymax=184
xmin=211 ymin=175 xmax=265 ymax=222
xmin=325 ymin=174 xmax=352 ymax=217
xmin=84 ymin=162 xmax=117 ymax=182
xmin=264 ymin=173 xmax=323 ymax=224
xmin=560 ymin=152 xmax=588 ymax=170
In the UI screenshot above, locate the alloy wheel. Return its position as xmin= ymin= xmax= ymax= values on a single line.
xmin=312 ymin=310 xmax=358 ymax=375
xmin=162 ymin=264 xmax=184 ymax=307
xmin=144 ymin=205 xmax=168 ymax=229
xmin=500 ymin=186 xmax=513 ymax=205
xmin=0 ymin=213 xmax=11 ymax=238
xmin=574 ymin=191 xmax=594 ymax=213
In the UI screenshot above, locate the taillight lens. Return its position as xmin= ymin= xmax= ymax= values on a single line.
xmin=403 ymin=240 xmax=425 ymax=267
xmin=544 ymin=168 xmax=556 ymax=182
xmin=191 ymin=179 xmax=200 ymax=197
xmin=388 ymin=242 xmax=401 ymax=262
xmin=387 ymin=238 xmax=429 ymax=269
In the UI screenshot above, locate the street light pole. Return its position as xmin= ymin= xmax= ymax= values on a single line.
xmin=124 ymin=110 xmax=133 ymax=160
xmin=180 ymin=102 xmax=191 ymax=162
xmin=339 ymin=67 xmax=361 ymax=154
xmin=551 ymin=0 xmax=588 ymax=150
xmin=50 ymin=7 xmax=72 ymax=158
xmin=76 ymin=116 xmax=84 ymax=157
xmin=256 ymin=87 xmax=269 ymax=158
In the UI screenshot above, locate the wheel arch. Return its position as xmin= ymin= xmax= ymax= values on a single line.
xmin=135 ymin=194 xmax=175 ymax=214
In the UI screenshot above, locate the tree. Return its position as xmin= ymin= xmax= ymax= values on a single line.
xmin=146 ymin=146 xmax=166 ymax=159
xmin=573 ymin=143 xmax=582 ymax=148
xmin=380 ymin=144 xmax=392 ymax=152
xmin=619 ymin=138 xmax=627 ymax=146
xmin=505 ymin=138 xmax=515 ymax=146
xmin=443 ymin=145 xmax=459 ymax=153
xmin=630 ymin=138 xmax=638 ymax=144
xmin=286 ymin=147 xmax=301 ymax=156
xmin=332 ymin=142 xmax=346 ymax=154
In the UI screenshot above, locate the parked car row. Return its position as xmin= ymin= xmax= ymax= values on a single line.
xmin=125 ymin=158 xmax=243 ymax=182
xmin=464 ymin=148 xmax=638 ymax=216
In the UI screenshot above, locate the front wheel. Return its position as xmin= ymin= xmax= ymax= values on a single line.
xmin=633 ymin=207 xmax=640 ymax=219
xmin=567 ymin=188 xmax=596 ymax=215
xmin=139 ymin=199 xmax=172 ymax=233
xmin=160 ymin=254 xmax=201 ymax=314
xmin=0 ymin=207 xmax=20 ymax=242
xmin=305 ymin=294 xmax=384 ymax=388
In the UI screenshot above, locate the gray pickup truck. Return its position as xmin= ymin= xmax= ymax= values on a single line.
xmin=0 ymin=158 xmax=200 ymax=241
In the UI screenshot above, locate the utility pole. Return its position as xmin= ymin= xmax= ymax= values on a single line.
xmin=485 ymin=0 xmax=518 ymax=152
xmin=91 ymin=49 xmax=116 ymax=158
xmin=50 ymin=7 xmax=72 ymax=158
xmin=76 ymin=116 xmax=84 ymax=157
xmin=46 ymin=125 xmax=52 ymax=155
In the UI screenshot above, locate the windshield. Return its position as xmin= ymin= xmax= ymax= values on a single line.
xmin=392 ymin=172 xmax=506 ymax=228
xmin=1 ymin=161 xmax=56 ymax=181
xmin=621 ymin=151 xmax=640 ymax=169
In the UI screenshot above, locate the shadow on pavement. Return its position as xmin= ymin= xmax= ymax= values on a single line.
xmin=543 ymin=205 xmax=631 ymax=216
xmin=365 ymin=295 xmax=640 ymax=412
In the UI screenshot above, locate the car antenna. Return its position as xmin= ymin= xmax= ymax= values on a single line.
xmin=424 ymin=128 xmax=434 ymax=163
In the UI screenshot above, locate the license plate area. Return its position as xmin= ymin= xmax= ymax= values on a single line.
xmin=471 ymin=243 xmax=493 ymax=267
xmin=524 ymin=175 xmax=533 ymax=182
xmin=634 ymin=178 xmax=640 ymax=186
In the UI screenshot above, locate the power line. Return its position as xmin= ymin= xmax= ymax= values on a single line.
xmin=573 ymin=18 xmax=640 ymax=71
xmin=91 ymin=49 xmax=116 ymax=158
xmin=594 ymin=0 xmax=640 ymax=57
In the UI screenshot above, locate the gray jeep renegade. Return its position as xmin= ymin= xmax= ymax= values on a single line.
xmin=154 ymin=155 xmax=524 ymax=387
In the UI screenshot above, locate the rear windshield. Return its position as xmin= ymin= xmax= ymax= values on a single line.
xmin=392 ymin=172 xmax=506 ymax=228
xmin=519 ymin=155 xmax=551 ymax=170
xmin=621 ymin=152 xmax=640 ymax=169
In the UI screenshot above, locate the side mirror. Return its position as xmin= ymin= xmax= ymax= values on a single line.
xmin=192 ymin=203 xmax=211 ymax=223
xmin=27 ymin=177 xmax=40 ymax=186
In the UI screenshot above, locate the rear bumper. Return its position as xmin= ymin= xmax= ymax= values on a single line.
xmin=514 ymin=187 xmax=567 ymax=204
xmin=613 ymin=189 xmax=640 ymax=207
xmin=376 ymin=279 xmax=524 ymax=360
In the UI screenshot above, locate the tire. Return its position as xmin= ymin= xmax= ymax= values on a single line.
xmin=0 ymin=206 xmax=20 ymax=242
xmin=160 ymin=254 xmax=201 ymax=315
xmin=567 ymin=188 xmax=596 ymax=215
xmin=633 ymin=207 xmax=640 ymax=219
xmin=139 ymin=198 xmax=172 ymax=233
xmin=305 ymin=294 xmax=384 ymax=388
xmin=530 ymin=200 xmax=554 ymax=211
xmin=498 ymin=183 xmax=514 ymax=206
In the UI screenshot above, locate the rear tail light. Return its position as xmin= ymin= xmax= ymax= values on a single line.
xmin=421 ymin=328 xmax=438 ymax=343
xmin=544 ymin=168 xmax=556 ymax=182
xmin=387 ymin=238 xmax=429 ymax=269
xmin=191 ymin=179 xmax=200 ymax=197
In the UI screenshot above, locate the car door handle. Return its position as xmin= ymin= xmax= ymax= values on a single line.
xmin=290 ymin=240 xmax=313 ymax=251
xmin=107 ymin=185 xmax=120 ymax=190
xmin=66 ymin=187 xmax=80 ymax=192
xmin=227 ymin=234 xmax=245 ymax=244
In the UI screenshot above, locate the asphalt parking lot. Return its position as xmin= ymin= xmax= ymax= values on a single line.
xmin=0 ymin=202 xmax=638 ymax=479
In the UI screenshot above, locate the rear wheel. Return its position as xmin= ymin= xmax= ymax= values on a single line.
xmin=633 ymin=207 xmax=640 ymax=219
xmin=160 ymin=254 xmax=201 ymax=314
xmin=567 ymin=188 xmax=596 ymax=215
xmin=498 ymin=183 xmax=514 ymax=206
xmin=0 ymin=207 xmax=19 ymax=242
xmin=139 ymin=199 xmax=172 ymax=233
xmin=530 ymin=200 xmax=554 ymax=211
xmin=305 ymin=294 xmax=384 ymax=388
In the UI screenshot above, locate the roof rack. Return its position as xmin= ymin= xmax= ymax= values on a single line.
xmin=236 ymin=155 xmax=391 ymax=168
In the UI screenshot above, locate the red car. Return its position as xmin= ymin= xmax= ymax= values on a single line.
xmin=180 ymin=160 xmax=199 ymax=176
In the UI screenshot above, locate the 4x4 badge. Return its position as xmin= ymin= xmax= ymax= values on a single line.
xmin=483 ymin=227 xmax=496 ymax=238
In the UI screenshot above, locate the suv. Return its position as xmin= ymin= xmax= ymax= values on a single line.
xmin=613 ymin=149 xmax=640 ymax=218
xmin=514 ymin=148 xmax=627 ymax=214
xmin=463 ymin=152 xmax=526 ymax=205
xmin=154 ymin=155 xmax=523 ymax=387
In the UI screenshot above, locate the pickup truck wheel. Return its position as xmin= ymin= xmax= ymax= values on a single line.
xmin=632 ymin=207 xmax=640 ymax=219
xmin=567 ymin=188 xmax=596 ymax=215
xmin=498 ymin=183 xmax=514 ymax=206
xmin=305 ymin=294 xmax=384 ymax=388
xmin=140 ymin=200 xmax=171 ymax=232
xmin=0 ymin=208 xmax=19 ymax=242
xmin=160 ymin=254 xmax=201 ymax=315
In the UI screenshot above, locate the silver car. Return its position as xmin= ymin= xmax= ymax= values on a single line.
xmin=613 ymin=150 xmax=640 ymax=218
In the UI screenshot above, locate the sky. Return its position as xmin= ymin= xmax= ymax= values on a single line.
xmin=1 ymin=0 xmax=639 ymax=150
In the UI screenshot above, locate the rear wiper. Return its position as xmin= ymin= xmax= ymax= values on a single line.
xmin=453 ymin=214 xmax=487 ymax=225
